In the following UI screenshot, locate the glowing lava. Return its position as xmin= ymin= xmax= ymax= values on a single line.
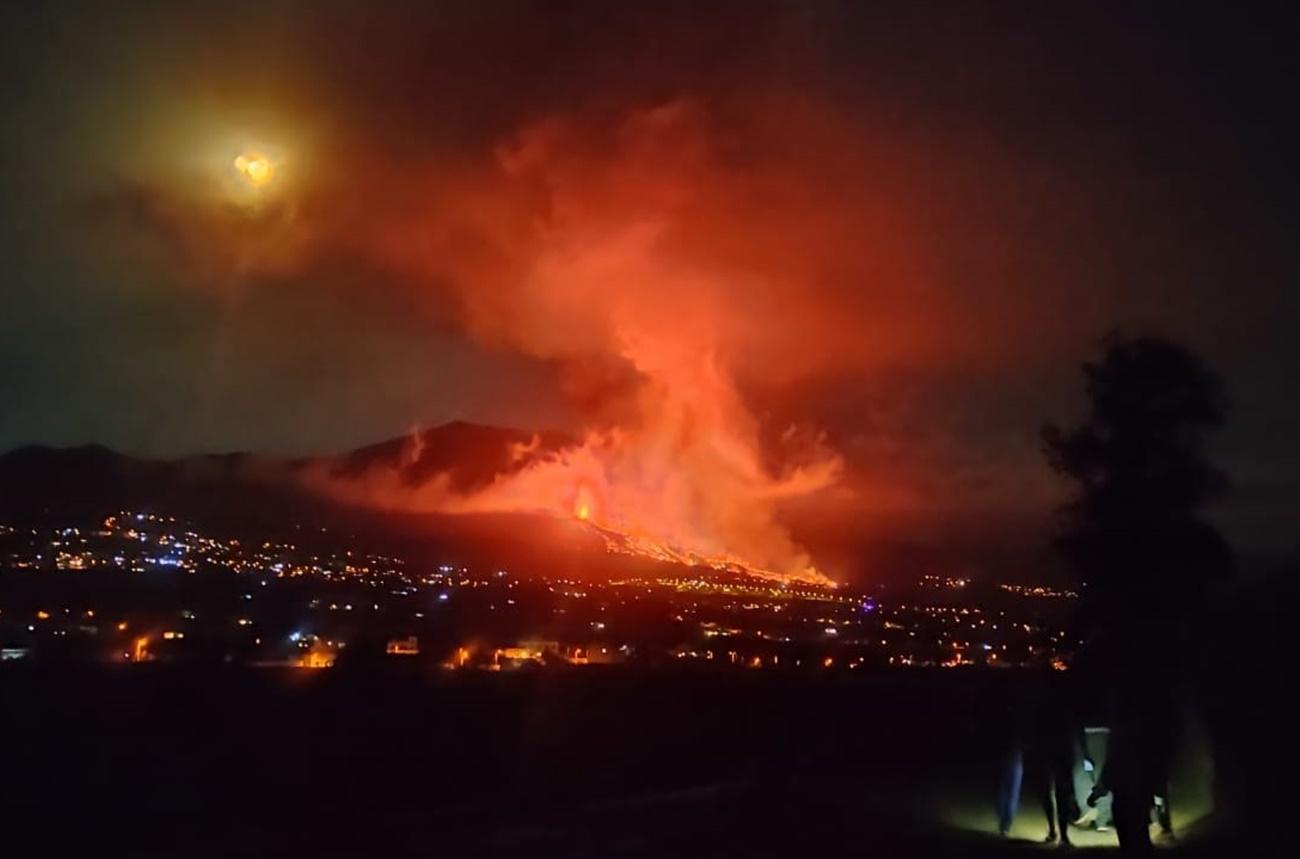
xmin=586 ymin=519 xmax=836 ymax=587
xmin=574 ymin=484 xmax=596 ymax=522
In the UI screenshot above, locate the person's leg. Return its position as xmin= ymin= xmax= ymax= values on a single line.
xmin=1042 ymin=779 xmax=1058 ymax=842
xmin=1113 ymin=790 xmax=1153 ymax=857
xmin=998 ymin=747 xmax=1023 ymax=835
xmin=1056 ymin=755 xmax=1080 ymax=833
xmin=996 ymin=778 xmax=1012 ymax=834
xmin=1055 ymin=774 xmax=1074 ymax=845
xmin=1153 ymin=785 xmax=1173 ymax=838
xmin=1096 ymin=789 xmax=1114 ymax=831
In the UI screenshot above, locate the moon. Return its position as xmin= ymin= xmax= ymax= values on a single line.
xmin=234 ymin=153 xmax=274 ymax=187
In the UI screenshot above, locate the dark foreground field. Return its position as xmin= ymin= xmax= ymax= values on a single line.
xmin=0 ymin=658 xmax=1284 ymax=859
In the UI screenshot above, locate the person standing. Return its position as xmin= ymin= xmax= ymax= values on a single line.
xmin=1033 ymin=671 xmax=1084 ymax=846
xmin=997 ymin=738 xmax=1025 ymax=838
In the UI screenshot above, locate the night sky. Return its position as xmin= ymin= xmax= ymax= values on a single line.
xmin=3 ymin=2 xmax=1297 ymax=571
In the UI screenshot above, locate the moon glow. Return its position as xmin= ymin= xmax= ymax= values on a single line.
xmin=234 ymin=153 xmax=274 ymax=187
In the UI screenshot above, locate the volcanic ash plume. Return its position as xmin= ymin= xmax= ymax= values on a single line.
xmin=315 ymin=101 xmax=852 ymax=584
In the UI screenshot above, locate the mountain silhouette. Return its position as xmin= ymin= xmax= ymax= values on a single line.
xmin=0 ymin=423 xmax=580 ymax=556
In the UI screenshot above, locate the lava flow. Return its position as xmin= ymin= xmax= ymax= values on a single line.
xmin=585 ymin=520 xmax=836 ymax=587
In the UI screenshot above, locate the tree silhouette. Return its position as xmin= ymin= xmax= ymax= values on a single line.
xmin=1044 ymin=334 xmax=1234 ymax=854
xmin=1044 ymin=334 xmax=1233 ymax=638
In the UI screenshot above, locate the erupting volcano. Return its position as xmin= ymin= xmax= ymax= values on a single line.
xmin=302 ymin=102 xmax=870 ymax=585
xmin=427 ymin=339 xmax=842 ymax=585
xmin=317 ymin=349 xmax=843 ymax=586
xmin=426 ymin=379 xmax=841 ymax=585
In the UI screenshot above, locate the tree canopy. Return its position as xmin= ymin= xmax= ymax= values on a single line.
xmin=1044 ymin=335 xmax=1233 ymax=632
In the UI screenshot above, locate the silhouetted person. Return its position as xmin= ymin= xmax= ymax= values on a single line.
xmin=1029 ymin=670 xmax=1086 ymax=846
xmin=992 ymin=677 xmax=1030 ymax=836
xmin=1090 ymin=689 xmax=1160 ymax=856
xmin=1152 ymin=790 xmax=1174 ymax=841
xmin=996 ymin=735 xmax=1024 ymax=837
xmin=1146 ymin=683 xmax=1180 ymax=842
xmin=1073 ymin=727 xmax=1113 ymax=831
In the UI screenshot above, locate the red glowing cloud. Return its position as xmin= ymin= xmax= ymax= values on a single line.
xmin=311 ymin=101 xmax=876 ymax=582
xmin=89 ymin=93 xmax=1089 ymax=581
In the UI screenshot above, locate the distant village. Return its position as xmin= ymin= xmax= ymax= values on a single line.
xmin=1 ymin=512 xmax=1077 ymax=672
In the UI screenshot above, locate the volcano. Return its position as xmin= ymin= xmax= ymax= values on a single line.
xmin=0 ymin=422 xmax=832 ymax=586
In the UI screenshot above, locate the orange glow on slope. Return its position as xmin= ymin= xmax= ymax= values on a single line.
xmin=573 ymin=484 xmax=595 ymax=521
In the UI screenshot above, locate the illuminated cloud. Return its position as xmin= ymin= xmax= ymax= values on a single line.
xmin=4 ymin=2 xmax=1297 ymax=577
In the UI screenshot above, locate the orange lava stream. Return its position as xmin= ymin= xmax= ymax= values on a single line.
xmin=584 ymin=518 xmax=835 ymax=587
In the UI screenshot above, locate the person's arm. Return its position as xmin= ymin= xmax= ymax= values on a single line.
xmin=1077 ymin=726 xmax=1095 ymax=775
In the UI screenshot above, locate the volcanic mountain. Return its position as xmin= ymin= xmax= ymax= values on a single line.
xmin=0 ymin=422 xmax=680 ymax=579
